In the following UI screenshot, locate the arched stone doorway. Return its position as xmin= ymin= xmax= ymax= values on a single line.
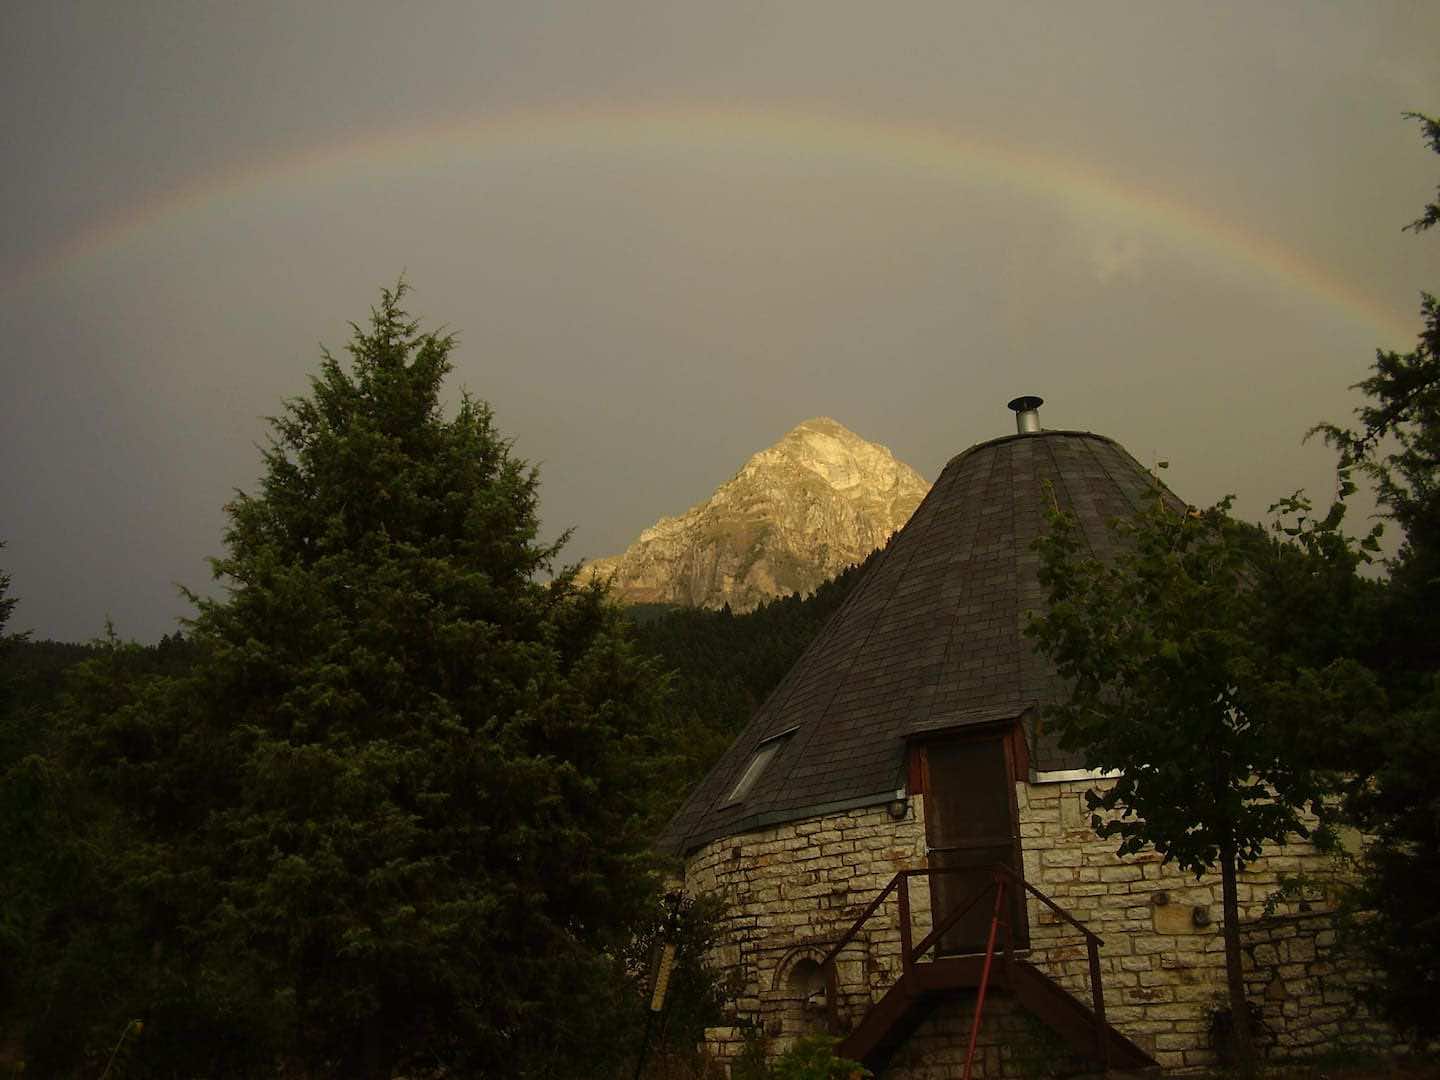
xmin=769 ymin=947 xmax=832 ymax=1043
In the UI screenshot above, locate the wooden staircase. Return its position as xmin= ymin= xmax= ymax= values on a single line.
xmin=818 ymin=867 xmax=1157 ymax=1077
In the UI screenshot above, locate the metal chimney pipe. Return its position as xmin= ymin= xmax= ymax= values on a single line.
xmin=1007 ymin=395 xmax=1044 ymax=434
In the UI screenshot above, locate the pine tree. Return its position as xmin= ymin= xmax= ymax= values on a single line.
xmin=1312 ymin=112 xmax=1440 ymax=1039
xmin=29 ymin=285 xmax=669 ymax=1077
xmin=194 ymin=283 xmax=668 ymax=1075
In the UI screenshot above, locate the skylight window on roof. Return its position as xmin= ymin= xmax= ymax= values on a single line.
xmin=726 ymin=731 xmax=793 ymax=803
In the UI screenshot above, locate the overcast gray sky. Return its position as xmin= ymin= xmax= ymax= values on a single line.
xmin=3 ymin=1 xmax=1438 ymax=642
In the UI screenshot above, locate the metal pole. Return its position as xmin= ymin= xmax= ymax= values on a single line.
xmin=632 ymin=1010 xmax=655 ymax=1080
xmin=899 ymin=873 xmax=914 ymax=979
xmin=963 ymin=875 xmax=1009 ymax=1080
xmin=1088 ymin=937 xmax=1109 ymax=1072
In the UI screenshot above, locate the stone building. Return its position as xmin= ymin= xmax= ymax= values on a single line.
xmin=659 ymin=400 xmax=1392 ymax=1077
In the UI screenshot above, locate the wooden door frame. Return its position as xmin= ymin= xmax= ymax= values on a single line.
xmin=912 ymin=721 xmax=1030 ymax=951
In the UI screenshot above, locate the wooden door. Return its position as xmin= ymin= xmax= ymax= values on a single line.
xmin=923 ymin=735 xmax=1029 ymax=954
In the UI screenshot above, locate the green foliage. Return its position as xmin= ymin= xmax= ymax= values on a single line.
xmin=0 ymin=543 xmax=37 ymax=1028
xmin=1026 ymin=490 xmax=1382 ymax=1073
xmin=0 ymin=624 xmax=230 ymax=1076
xmin=0 ymin=543 xmax=18 ymax=648
xmin=1028 ymin=493 xmax=1379 ymax=877
xmin=767 ymin=1035 xmax=870 ymax=1080
xmin=1313 ymin=115 xmax=1440 ymax=678
xmin=6 ymin=285 xmax=674 ymax=1077
xmin=730 ymin=1026 xmax=771 ymax=1080
xmin=728 ymin=1033 xmax=869 ymax=1080
xmin=624 ymin=892 xmax=734 ymax=1069
xmin=1337 ymin=691 xmax=1440 ymax=1038
xmin=0 ymin=621 xmax=203 ymax=1040
xmin=1309 ymin=112 xmax=1440 ymax=1040
xmin=3 ymin=633 xmax=194 ymax=720
xmin=0 ymin=623 xmax=212 ymax=1072
xmin=1402 ymin=111 xmax=1440 ymax=234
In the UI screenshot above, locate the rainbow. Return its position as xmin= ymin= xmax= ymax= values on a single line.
xmin=11 ymin=103 xmax=1418 ymax=343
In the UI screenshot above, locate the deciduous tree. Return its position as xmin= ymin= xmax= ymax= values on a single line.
xmin=1026 ymin=492 xmax=1381 ymax=1073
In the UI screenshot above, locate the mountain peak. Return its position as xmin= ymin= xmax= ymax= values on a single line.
xmin=782 ymin=416 xmax=875 ymax=448
xmin=790 ymin=415 xmax=850 ymax=433
xmin=579 ymin=419 xmax=930 ymax=612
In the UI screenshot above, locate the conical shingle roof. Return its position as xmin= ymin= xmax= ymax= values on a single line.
xmin=660 ymin=426 xmax=1181 ymax=856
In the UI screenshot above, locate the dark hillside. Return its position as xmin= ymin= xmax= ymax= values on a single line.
xmin=3 ymin=633 xmax=195 ymax=712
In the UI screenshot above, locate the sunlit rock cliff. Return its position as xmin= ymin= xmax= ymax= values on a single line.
xmin=578 ymin=417 xmax=930 ymax=612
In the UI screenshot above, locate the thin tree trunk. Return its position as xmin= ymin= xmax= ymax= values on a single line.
xmin=1219 ymin=839 xmax=1255 ymax=1076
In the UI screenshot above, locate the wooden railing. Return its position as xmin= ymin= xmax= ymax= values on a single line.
xmin=817 ymin=864 xmax=1112 ymax=1067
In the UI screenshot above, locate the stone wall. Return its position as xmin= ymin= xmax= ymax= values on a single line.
xmin=1017 ymin=778 xmax=1356 ymax=1071
xmin=685 ymin=801 xmax=936 ymax=1062
xmin=1238 ymin=912 xmax=1394 ymax=1059
xmin=686 ymin=779 xmax=1392 ymax=1076
xmin=889 ymin=993 xmax=1093 ymax=1080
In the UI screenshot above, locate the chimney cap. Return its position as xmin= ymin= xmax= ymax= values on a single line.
xmin=1007 ymin=395 xmax=1044 ymax=434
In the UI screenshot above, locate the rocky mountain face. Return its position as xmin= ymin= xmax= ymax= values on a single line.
xmin=579 ymin=417 xmax=930 ymax=612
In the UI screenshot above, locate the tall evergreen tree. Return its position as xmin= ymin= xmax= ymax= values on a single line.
xmin=0 ymin=542 xmax=28 ymax=1022
xmin=24 ymin=285 xmax=669 ymax=1077
xmin=1313 ymin=112 xmax=1440 ymax=1039
xmin=198 ymin=284 xmax=669 ymax=1075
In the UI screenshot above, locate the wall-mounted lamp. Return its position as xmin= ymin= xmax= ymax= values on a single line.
xmin=886 ymin=796 xmax=909 ymax=820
